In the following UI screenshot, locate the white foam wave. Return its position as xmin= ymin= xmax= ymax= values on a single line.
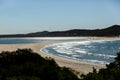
xmin=93 ymin=53 xmax=116 ymax=58
xmin=75 ymin=50 xmax=87 ymax=54
xmin=49 ymin=42 xmax=116 ymax=58
xmin=41 ymin=40 xmax=120 ymax=65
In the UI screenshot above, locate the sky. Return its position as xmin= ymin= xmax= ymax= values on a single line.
xmin=0 ymin=0 xmax=120 ymax=34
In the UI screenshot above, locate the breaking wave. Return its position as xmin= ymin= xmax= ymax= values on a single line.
xmin=41 ymin=40 xmax=120 ymax=65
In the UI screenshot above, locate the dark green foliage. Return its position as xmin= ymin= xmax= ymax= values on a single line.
xmin=81 ymin=52 xmax=120 ymax=80
xmin=0 ymin=49 xmax=79 ymax=80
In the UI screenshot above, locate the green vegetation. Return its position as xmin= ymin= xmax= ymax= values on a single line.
xmin=0 ymin=49 xmax=79 ymax=80
xmin=1 ymin=48 xmax=120 ymax=80
xmin=80 ymin=52 xmax=120 ymax=80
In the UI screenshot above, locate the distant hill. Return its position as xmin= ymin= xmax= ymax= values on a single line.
xmin=0 ymin=25 xmax=120 ymax=37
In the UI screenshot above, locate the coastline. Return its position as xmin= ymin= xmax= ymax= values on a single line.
xmin=0 ymin=37 xmax=119 ymax=74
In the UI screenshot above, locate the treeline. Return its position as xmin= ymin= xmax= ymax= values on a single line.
xmin=0 ymin=25 xmax=120 ymax=37
xmin=80 ymin=52 xmax=120 ymax=80
xmin=0 ymin=49 xmax=79 ymax=80
xmin=1 ymin=48 xmax=120 ymax=80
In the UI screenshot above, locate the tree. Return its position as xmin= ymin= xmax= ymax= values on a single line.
xmin=0 ymin=48 xmax=79 ymax=80
xmin=81 ymin=52 xmax=120 ymax=80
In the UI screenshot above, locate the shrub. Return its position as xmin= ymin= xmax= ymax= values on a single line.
xmin=81 ymin=52 xmax=120 ymax=80
xmin=0 ymin=48 xmax=79 ymax=80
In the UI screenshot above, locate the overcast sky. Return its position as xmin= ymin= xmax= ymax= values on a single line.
xmin=0 ymin=0 xmax=120 ymax=34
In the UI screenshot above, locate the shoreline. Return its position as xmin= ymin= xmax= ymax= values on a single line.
xmin=40 ymin=43 xmax=106 ymax=66
xmin=0 ymin=37 xmax=120 ymax=74
xmin=40 ymin=37 xmax=120 ymax=65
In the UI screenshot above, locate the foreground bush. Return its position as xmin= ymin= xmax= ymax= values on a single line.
xmin=1 ymin=48 xmax=119 ymax=80
xmin=0 ymin=49 xmax=79 ymax=80
xmin=81 ymin=52 xmax=120 ymax=80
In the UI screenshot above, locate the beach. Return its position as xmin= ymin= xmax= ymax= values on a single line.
xmin=0 ymin=37 xmax=119 ymax=74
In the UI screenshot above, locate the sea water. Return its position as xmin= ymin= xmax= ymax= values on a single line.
xmin=0 ymin=37 xmax=120 ymax=65
xmin=0 ymin=37 xmax=88 ymax=44
xmin=42 ymin=40 xmax=120 ymax=65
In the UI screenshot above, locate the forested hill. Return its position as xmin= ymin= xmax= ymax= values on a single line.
xmin=0 ymin=25 xmax=120 ymax=37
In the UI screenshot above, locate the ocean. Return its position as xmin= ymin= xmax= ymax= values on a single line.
xmin=41 ymin=39 xmax=120 ymax=65
xmin=0 ymin=37 xmax=120 ymax=65
xmin=0 ymin=37 xmax=88 ymax=44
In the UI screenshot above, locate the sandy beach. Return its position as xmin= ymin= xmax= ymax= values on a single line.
xmin=0 ymin=37 xmax=119 ymax=74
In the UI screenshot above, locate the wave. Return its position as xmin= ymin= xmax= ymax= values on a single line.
xmin=41 ymin=40 xmax=120 ymax=65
